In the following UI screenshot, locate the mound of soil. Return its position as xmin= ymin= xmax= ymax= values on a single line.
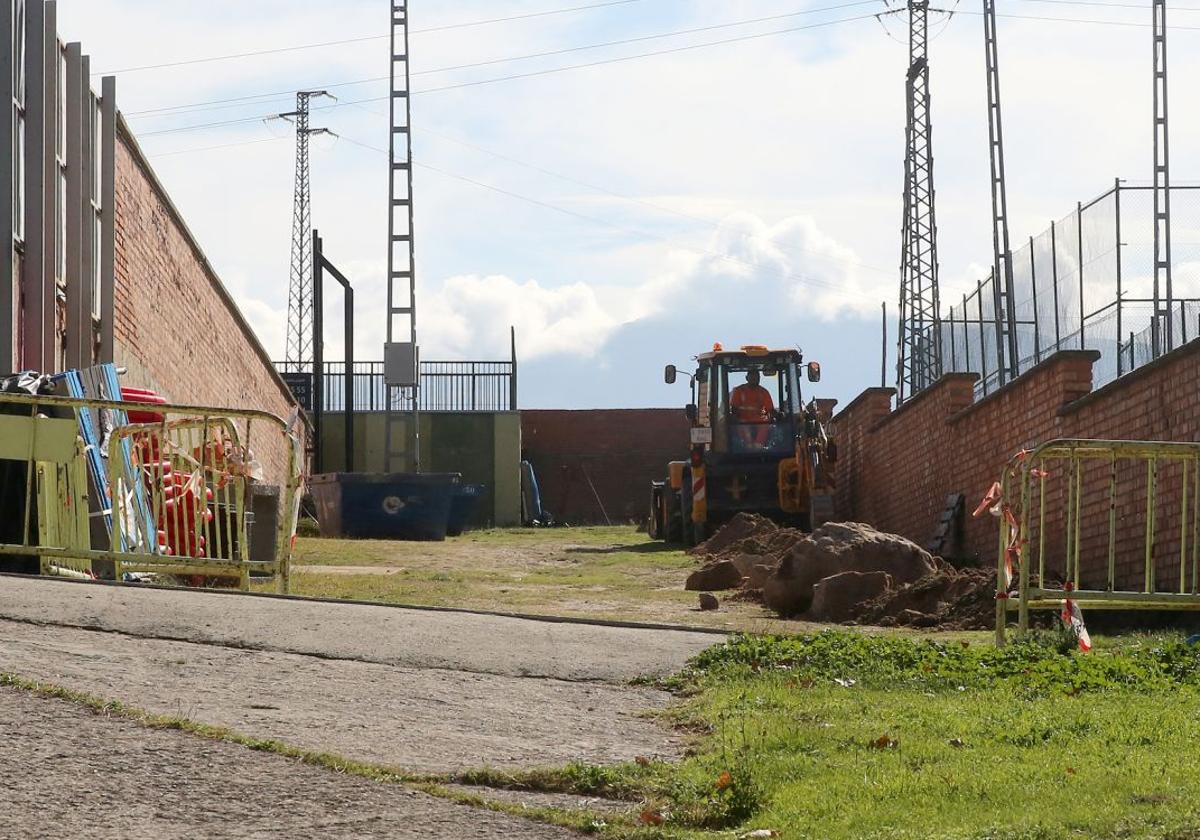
xmin=855 ymin=567 xmax=997 ymax=631
xmin=686 ymin=515 xmax=993 ymax=630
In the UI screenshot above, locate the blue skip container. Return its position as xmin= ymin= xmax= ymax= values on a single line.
xmin=446 ymin=483 xmax=486 ymax=537
xmin=309 ymin=472 xmax=461 ymax=541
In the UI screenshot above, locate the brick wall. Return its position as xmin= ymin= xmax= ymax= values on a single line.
xmin=112 ymin=120 xmax=298 ymax=486
xmin=521 ymin=409 xmax=690 ymax=525
xmin=831 ymin=343 xmax=1200 ymax=590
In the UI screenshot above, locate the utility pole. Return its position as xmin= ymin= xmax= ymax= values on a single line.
xmin=281 ymin=90 xmax=335 ymax=370
xmin=896 ymin=0 xmax=942 ymax=403
xmin=383 ymin=0 xmax=420 ymax=472
xmin=1152 ymin=0 xmax=1173 ymax=356
xmin=983 ymin=0 xmax=1018 ymax=385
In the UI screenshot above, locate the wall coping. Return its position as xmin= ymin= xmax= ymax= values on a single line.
xmin=948 ymin=349 xmax=1100 ymax=424
xmin=872 ymin=372 xmax=978 ymax=432
xmin=832 ymin=387 xmax=895 ymax=424
xmin=1060 ymin=337 xmax=1200 ymax=416
xmin=116 ymin=114 xmax=297 ymax=411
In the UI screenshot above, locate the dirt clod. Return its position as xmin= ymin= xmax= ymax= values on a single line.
xmin=685 ymin=559 xmax=744 ymax=591
xmin=698 ymin=593 xmax=720 ymax=611
xmin=688 ymin=516 xmax=993 ymax=629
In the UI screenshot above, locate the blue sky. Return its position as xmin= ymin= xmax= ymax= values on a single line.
xmin=58 ymin=0 xmax=1200 ymax=409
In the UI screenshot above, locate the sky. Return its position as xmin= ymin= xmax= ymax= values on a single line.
xmin=56 ymin=0 xmax=1200 ymax=410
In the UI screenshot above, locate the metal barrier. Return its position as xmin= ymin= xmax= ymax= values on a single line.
xmin=993 ymin=438 xmax=1200 ymax=645
xmin=0 ymin=391 xmax=302 ymax=592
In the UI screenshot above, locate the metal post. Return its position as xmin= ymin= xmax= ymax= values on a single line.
xmin=21 ymin=0 xmax=45 ymax=370
xmin=63 ymin=43 xmax=82 ymax=369
xmin=1152 ymin=0 xmax=1174 ymax=356
xmin=1077 ymin=201 xmax=1085 ymax=350
xmin=79 ymin=55 xmax=94 ymax=366
xmin=983 ymin=0 xmax=1018 ymax=384
xmin=896 ymin=0 xmax=942 ymax=402
xmin=385 ymin=0 xmax=421 ymax=470
xmin=39 ymin=1 xmax=55 ymax=370
xmin=1115 ymin=179 xmax=1124 ymax=376
xmin=0 ymin=0 xmax=14 ymax=373
xmin=1029 ymin=236 xmax=1040 ymax=363
xmin=1050 ymin=220 xmax=1061 ymax=349
xmin=962 ymin=292 xmax=970 ymax=372
xmin=99 ymin=75 xmax=115 ymax=362
xmin=977 ymin=287 xmax=989 ymax=390
xmin=509 ymin=325 xmax=518 ymax=410
xmin=312 ymin=230 xmax=324 ymax=474
xmin=282 ymin=90 xmax=334 ymax=368
xmin=948 ymin=301 xmax=957 ymax=372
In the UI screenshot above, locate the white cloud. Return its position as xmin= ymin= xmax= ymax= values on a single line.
xmin=416 ymin=209 xmax=872 ymax=360
xmin=422 ymin=274 xmax=618 ymax=360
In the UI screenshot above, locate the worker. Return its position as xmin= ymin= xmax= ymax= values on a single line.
xmin=731 ymin=370 xmax=775 ymax=448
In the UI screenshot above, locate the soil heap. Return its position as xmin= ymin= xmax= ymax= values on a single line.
xmin=684 ymin=513 xmax=995 ymax=630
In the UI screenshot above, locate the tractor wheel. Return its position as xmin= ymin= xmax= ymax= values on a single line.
xmin=648 ymin=484 xmax=663 ymax=540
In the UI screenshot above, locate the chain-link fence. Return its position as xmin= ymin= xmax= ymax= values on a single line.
xmin=931 ymin=183 xmax=1200 ymax=398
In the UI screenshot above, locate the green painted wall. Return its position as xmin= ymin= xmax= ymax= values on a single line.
xmin=318 ymin=411 xmax=520 ymax=526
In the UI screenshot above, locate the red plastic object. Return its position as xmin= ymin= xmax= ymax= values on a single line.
xmin=122 ymin=387 xmax=167 ymax=424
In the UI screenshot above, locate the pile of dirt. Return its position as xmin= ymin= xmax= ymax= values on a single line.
xmin=855 ymin=566 xmax=997 ymax=630
xmin=684 ymin=513 xmax=994 ymax=630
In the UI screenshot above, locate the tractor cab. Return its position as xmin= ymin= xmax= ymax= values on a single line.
xmin=665 ymin=345 xmax=822 ymax=459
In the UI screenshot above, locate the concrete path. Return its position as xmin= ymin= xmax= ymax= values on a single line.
xmin=0 ymin=687 xmax=581 ymax=840
xmin=0 ymin=617 xmax=684 ymax=773
xmin=0 ymin=575 xmax=719 ymax=682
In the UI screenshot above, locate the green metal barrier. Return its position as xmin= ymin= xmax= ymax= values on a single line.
xmin=994 ymin=438 xmax=1200 ymax=645
xmin=0 ymin=391 xmax=302 ymax=592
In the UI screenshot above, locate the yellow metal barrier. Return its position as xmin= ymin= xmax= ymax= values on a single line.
xmin=994 ymin=438 xmax=1200 ymax=645
xmin=0 ymin=391 xmax=302 ymax=592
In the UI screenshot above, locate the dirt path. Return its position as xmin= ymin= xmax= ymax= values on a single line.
xmin=0 ymin=575 xmax=719 ymax=681
xmin=0 ymin=686 xmax=580 ymax=840
xmin=0 ymin=618 xmax=683 ymax=773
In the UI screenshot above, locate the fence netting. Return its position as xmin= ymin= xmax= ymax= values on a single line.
xmin=924 ymin=185 xmax=1199 ymax=400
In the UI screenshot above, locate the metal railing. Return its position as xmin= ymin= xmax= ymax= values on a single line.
xmin=993 ymin=439 xmax=1200 ymax=645
xmin=0 ymin=391 xmax=302 ymax=592
xmin=924 ymin=183 xmax=1200 ymax=399
xmin=275 ymin=359 xmax=517 ymax=413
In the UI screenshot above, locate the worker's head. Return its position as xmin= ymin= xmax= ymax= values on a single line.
xmin=747 ymin=370 xmax=761 ymax=387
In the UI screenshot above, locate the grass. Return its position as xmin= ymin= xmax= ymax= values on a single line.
xmin=284 ymin=526 xmax=810 ymax=632
xmin=452 ymin=631 xmax=1200 ymax=839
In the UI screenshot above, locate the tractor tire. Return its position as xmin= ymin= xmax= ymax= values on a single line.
xmin=648 ymin=484 xmax=663 ymax=540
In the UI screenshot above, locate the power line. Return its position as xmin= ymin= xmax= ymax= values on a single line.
xmin=94 ymin=0 xmax=649 ymax=76
xmin=147 ymin=135 xmax=288 ymax=157
xmin=336 ymin=133 xmax=867 ymax=300
xmin=416 ymin=12 xmax=883 ymax=94
xmin=135 ymin=10 xmax=883 ymax=137
xmin=411 ymin=0 xmax=882 ymax=77
xmin=122 ymin=0 xmax=1200 ymax=123
xmin=125 ymin=0 xmax=879 ymax=121
xmin=131 ymin=2 xmax=1200 ymax=138
xmin=422 ymin=126 xmax=897 ymax=277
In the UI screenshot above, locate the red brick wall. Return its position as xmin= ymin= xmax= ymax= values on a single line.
xmin=112 ymin=121 xmax=298 ymax=486
xmin=521 ymin=409 xmax=690 ymax=525
xmin=832 ymin=344 xmax=1200 ymax=590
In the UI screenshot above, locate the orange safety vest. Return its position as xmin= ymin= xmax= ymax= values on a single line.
xmin=731 ymin=384 xmax=774 ymax=424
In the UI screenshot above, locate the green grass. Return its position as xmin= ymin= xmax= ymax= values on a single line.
xmin=456 ymin=631 xmax=1200 ymax=839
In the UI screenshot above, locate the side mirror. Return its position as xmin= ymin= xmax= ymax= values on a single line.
xmin=685 ymin=404 xmax=698 ymax=423
xmin=664 ymin=364 xmax=677 ymax=385
xmin=807 ymin=361 xmax=822 ymax=383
